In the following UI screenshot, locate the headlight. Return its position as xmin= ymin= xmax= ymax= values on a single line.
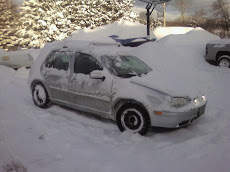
xmin=194 ymin=95 xmax=206 ymax=105
xmin=194 ymin=97 xmax=199 ymax=105
xmin=202 ymin=95 xmax=206 ymax=102
xmin=170 ymin=97 xmax=189 ymax=108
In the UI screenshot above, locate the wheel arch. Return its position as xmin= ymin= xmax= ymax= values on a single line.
xmin=30 ymin=80 xmax=51 ymax=98
xmin=112 ymin=98 xmax=150 ymax=122
xmin=216 ymin=51 xmax=230 ymax=62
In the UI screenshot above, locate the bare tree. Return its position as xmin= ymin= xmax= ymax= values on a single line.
xmin=212 ymin=0 xmax=230 ymax=32
xmin=171 ymin=0 xmax=191 ymax=25
xmin=189 ymin=9 xmax=206 ymax=27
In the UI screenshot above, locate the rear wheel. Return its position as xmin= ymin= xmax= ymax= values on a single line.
xmin=116 ymin=105 xmax=150 ymax=135
xmin=218 ymin=56 xmax=230 ymax=68
xmin=32 ymin=83 xmax=50 ymax=108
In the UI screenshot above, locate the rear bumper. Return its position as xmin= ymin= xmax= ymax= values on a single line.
xmin=150 ymin=103 xmax=207 ymax=128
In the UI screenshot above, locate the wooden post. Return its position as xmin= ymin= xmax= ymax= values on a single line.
xmin=147 ymin=7 xmax=150 ymax=40
xmin=163 ymin=2 xmax=166 ymax=27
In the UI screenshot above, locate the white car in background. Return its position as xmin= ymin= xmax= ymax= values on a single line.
xmin=0 ymin=51 xmax=33 ymax=69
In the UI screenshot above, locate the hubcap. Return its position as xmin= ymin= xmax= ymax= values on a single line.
xmin=219 ymin=59 xmax=230 ymax=68
xmin=121 ymin=108 xmax=144 ymax=132
xmin=33 ymin=84 xmax=46 ymax=106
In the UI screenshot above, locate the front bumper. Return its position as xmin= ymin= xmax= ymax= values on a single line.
xmin=150 ymin=103 xmax=207 ymax=128
xmin=204 ymin=55 xmax=216 ymax=65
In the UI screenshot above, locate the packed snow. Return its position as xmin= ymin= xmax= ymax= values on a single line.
xmin=66 ymin=20 xmax=156 ymax=42
xmin=0 ymin=22 xmax=230 ymax=172
xmin=152 ymin=26 xmax=194 ymax=39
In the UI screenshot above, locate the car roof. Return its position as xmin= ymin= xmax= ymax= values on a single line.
xmin=48 ymin=40 xmax=130 ymax=58
xmin=54 ymin=40 xmax=121 ymax=49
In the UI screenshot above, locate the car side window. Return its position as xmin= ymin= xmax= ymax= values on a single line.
xmin=74 ymin=53 xmax=102 ymax=75
xmin=45 ymin=51 xmax=72 ymax=71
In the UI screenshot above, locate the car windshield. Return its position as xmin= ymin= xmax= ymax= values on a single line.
xmin=101 ymin=55 xmax=152 ymax=78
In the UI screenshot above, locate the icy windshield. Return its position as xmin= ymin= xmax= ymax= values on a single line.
xmin=101 ymin=55 xmax=152 ymax=78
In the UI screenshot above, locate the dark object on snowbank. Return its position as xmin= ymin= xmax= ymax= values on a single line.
xmin=109 ymin=35 xmax=156 ymax=47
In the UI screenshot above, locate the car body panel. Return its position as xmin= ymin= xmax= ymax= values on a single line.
xmin=205 ymin=39 xmax=230 ymax=64
xmin=151 ymin=104 xmax=206 ymax=128
xmin=41 ymin=51 xmax=71 ymax=102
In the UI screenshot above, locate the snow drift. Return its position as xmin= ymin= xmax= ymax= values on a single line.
xmin=152 ymin=26 xmax=194 ymax=39
xmin=66 ymin=20 xmax=156 ymax=43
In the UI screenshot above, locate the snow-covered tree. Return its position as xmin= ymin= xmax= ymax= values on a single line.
xmin=16 ymin=0 xmax=137 ymax=49
xmin=0 ymin=0 xmax=19 ymax=50
xmin=138 ymin=12 xmax=163 ymax=28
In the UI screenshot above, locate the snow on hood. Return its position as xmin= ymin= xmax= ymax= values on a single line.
xmin=129 ymin=28 xmax=218 ymax=99
xmin=130 ymin=72 xmax=202 ymax=98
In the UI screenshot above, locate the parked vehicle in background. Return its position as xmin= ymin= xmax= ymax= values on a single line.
xmin=205 ymin=39 xmax=230 ymax=68
xmin=29 ymin=40 xmax=207 ymax=135
xmin=0 ymin=51 xmax=33 ymax=70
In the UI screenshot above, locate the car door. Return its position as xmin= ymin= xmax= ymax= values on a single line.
xmin=42 ymin=50 xmax=72 ymax=102
xmin=68 ymin=52 xmax=113 ymax=116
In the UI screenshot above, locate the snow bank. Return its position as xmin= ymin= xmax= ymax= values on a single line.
xmin=66 ymin=20 xmax=156 ymax=42
xmin=15 ymin=67 xmax=30 ymax=78
xmin=67 ymin=22 xmax=215 ymax=44
xmin=0 ymin=65 xmax=15 ymax=79
xmin=158 ymin=27 xmax=220 ymax=45
xmin=153 ymin=26 xmax=194 ymax=39
xmin=0 ymin=65 xmax=30 ymax=80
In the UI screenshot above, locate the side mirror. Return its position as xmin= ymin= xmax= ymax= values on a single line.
xmin=90 ymin=70 xmax=105 ymax=81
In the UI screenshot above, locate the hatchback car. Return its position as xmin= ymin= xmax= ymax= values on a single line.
xmin=29 ymin=41 xmax=207 ymax=135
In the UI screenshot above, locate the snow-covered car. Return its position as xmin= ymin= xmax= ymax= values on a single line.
xmin=205 ymin=39 xmax=230 ymax=68
xmin=0 ymin=52 xmax=33 ymax=69
xmin=29 ymin=41 xmax=207 ymax=135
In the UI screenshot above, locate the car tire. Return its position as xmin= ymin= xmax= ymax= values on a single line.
xmin=116 ymin=104 xmax=150 ymax=135
xmin=32 ymin=83 xmax=50 ymax=108
xmin=218 ymin=56 xmax=230 ymax=68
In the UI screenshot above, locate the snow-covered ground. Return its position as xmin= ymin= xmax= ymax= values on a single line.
xmin=1 ymin=22 xmax=230 ymax=172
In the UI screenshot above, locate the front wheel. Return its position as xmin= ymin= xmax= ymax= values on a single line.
xmin=218 ymin=56 xmax=230 ymax=68
xmin=116 ymin=105 xmax=150 ymax=135
xmin=32 ymin=83 xmax=50 ymax=108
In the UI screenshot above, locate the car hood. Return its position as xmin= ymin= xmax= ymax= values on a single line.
xmin=129 ymin=73 xmax=203 ymax=99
